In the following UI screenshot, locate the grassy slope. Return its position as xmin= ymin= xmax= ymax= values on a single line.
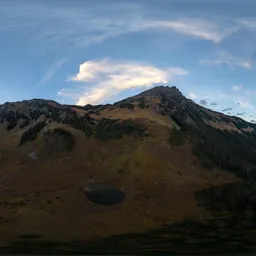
xmin=0 ymin=112 xmax=237 ymax=244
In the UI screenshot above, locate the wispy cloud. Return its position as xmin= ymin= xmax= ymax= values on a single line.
xmin=0 ymin=3 xmax=241 ymax=56
xmin=0 ymin=23 xmax=35 ymax=31
xmin=40 ymin=17 xmax=239 ymax=46
xmin=188 ymin=92 xmax=197 ymax=100
xmin=232 ymin=84 xmax=243 ymax=91
xmin=34 ymin=59 xmax=68 ymax=89
xmin=200 ymin=52 xmax=253 ymax=70
xmin=239 ymin=18 xmax=256 ymax=30
xmin=153 ymin=19 xmax=237 ymax=43
xmin=58 ymin=58 xmax=188 ymax=105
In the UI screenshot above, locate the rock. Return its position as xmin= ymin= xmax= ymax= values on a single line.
xmin=28 ymin=151 xmax=38 ymax=160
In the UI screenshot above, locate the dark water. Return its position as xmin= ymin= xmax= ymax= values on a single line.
xmin=84 ymin=184 xmax=125 ymax=205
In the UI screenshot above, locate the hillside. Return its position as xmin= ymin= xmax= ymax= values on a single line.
xmin=1 ymin=86 xmax=256 ymax=253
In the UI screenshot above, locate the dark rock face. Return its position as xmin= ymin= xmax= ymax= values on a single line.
xmin=84 ymin=184 xmax=125 ymax=205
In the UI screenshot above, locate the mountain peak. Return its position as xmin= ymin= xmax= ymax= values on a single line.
xmin=138 ymin=85 xmax=184 ymax=99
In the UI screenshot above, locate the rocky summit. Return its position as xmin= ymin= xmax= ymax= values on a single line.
xmin=1 ymin=86 xmax=256 ymax=254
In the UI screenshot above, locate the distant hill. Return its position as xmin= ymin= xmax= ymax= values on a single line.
xmin=1 ymin=86 xmax=256 ymax=253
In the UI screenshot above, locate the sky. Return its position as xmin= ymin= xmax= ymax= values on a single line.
xmin=0 ymin=0 xmax=256 ymax=122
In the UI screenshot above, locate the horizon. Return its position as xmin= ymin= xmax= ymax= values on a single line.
xmin=0 ymin=0 xmax=255 ymax=122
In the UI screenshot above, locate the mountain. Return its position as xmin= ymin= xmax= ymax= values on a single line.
xmin=1 ymin=86 xmax=256 ymax=254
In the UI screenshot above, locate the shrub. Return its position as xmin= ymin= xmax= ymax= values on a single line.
xmin=169 ymin=127 xmax=186 ymax=145
xmin=95 ymin=118 xmax=146 ymax=141
xmin=7 ymin=119 xmax=17 ymax=130
xmin=195 ymin=180 xmax=256 ymax=213
xmin=119 ymin=102 xmax=134 ymax=110
xmin=138 ymin=97 xmax=147 ymax=109
xmin=1 ymin=111 xmax=18 ymax=130
xmin=20 ymin=122 xmax=46 ymax=146
xmin=84 ymin=124 xmax=94 ymax=137
xmin=83 ymin=104 xmax=103 ymax=111
xmin=52 ymin=128 xmax=75 ymax=151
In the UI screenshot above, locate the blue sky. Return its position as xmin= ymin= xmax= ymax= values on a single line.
xmin=0 ymin=0 xmax=256 ymax=122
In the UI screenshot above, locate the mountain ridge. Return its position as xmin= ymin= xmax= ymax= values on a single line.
xmin=1 ymin=85 xmax=254 ymax=128
xmin=1 ymin=85 xmax=256 ymax=176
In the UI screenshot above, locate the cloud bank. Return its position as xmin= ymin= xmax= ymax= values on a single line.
xmin=58 ymin=59 xmax=188 ymax=105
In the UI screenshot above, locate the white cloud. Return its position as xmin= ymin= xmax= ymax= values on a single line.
xmin=200 ymin=52 xmax=253 ymax=70
xmin=58 ymin=59 xmax=188 ymax=105
xmin=232 ymin=84 xmax=243 ymax=91
xmin=239 ymin=19 xmax=256 ymax=30
xmin=240 ymin=61 xmax=253 ymax=69
xmin=236 ymin=99 xmax=254 ymax=109
xmin=188 ymin=92 xmax=197 ymax=100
